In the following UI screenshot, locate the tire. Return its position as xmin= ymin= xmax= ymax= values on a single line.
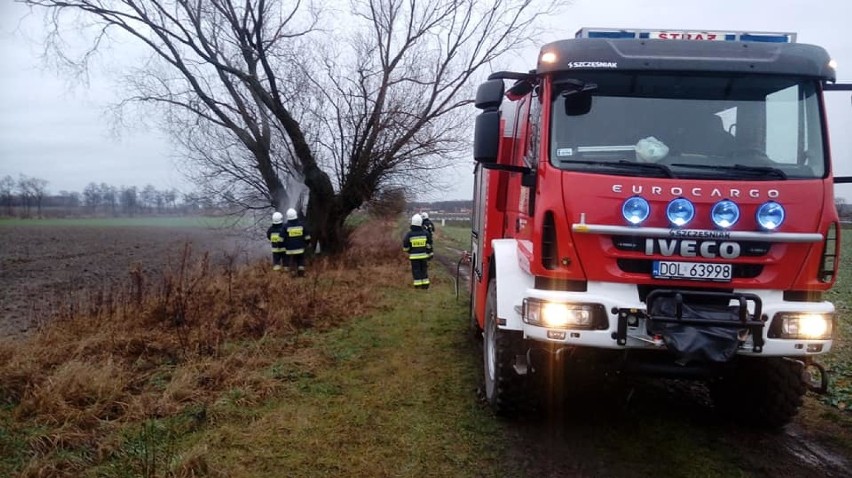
xmin=709 ymin=357 xmax=806 ymax=429
xmin=483 ymin=279 xmax=528 ymax=416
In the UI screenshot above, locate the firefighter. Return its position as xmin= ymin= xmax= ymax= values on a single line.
xmin=403 ymin=213 xmax=433 ymax=289
xmin=283 ymin=208 xmax=311 ymax=277
xmin=421 ymin=212 xmax=436 ymax=234
xmin=266 ymin=211 xmax=286 ymax=271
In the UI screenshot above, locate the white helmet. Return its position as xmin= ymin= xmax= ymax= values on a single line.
xmin=411 ymin=213 xmax=423 ymax=227
xmin=286 ymin=208 xmax=298 ymax=220
xmin=272 ymin=211 xmax=283 ymax=224
xmin=421 ymin=212 xmax=429 ymax=219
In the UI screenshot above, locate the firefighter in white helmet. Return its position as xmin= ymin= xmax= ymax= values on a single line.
xmin=266 ymin=211 xmax=286 ymax=271
xmin=402 ymin=213 xmax=433 ymax=289
xmin=282 ymin=208 xmax=311 ymax=277
xmin=421 ymin=212 xmax=435 ymax=234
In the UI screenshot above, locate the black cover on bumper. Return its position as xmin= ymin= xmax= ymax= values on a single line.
xmin=644 ymin=290 xmax=764 ymax=363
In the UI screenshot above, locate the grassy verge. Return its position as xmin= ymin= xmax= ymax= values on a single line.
xmin=821 ymin=224 xmax=852 ymax=410
xmin=0 ymin=221 xmax=512 ymax=477
xmin=198 ymin=270 xmax=508 ymax=477
xmin=1 ymin=220 xmax=850 ymax=477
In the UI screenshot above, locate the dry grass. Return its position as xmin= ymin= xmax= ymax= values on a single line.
xmin=0 ymin=220 xmax=411 ymax=476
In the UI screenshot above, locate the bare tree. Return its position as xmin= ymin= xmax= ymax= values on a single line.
xmin=29 ymin=177 xmax=49 ymax=217
xmin=24 ymin=0 xmax=564 ymax=252
xmin=303 ymin=0 xmax=562 ymax=246
xmin=100 ymin=182 xmax=118 ymax=216
xmin=120 ymin=185 xmax=138 ymax=215
xmin=17 ymin=175 xmax=35 ymax=218
xmin=0 ymin=175 xmax=15 ymax=216
xmin=83 ymin=182 xmax=102 ymax=213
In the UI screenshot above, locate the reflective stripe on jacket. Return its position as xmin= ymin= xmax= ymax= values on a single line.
xmin=403 ymin=226 xmax=433 ymax=260
xmin=283 ymin=219 xmax=311 ymax=255
xmin=266 ymin=223 xmax=286 ymax=252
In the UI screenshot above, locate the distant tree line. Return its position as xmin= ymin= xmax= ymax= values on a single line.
xmin=408 ymin=200 xmax=473 ymax=213
xmin=0 ymin=174 xmax=222 ymax=218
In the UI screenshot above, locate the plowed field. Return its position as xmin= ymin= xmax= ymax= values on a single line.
xmin=0 ymin=223 xmax=266 ymax=339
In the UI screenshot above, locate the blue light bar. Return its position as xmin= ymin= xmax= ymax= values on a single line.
xmin=575 ymin=28 xmax=795 ymax=43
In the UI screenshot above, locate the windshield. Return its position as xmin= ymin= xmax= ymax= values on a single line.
xmin=549 ymin=73 xmax=826 ymax=180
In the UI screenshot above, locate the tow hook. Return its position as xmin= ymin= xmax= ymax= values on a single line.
xmin=803 ymin=361 xmax=829 ymax=395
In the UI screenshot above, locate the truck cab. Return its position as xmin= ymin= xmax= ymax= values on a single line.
xmin=470 ymin=28 xmax=850 ymax=427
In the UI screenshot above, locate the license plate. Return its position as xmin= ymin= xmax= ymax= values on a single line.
xmin=652 ymin=261 xmax=732 ymax=282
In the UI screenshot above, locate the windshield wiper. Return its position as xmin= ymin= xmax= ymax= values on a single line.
xmin=560 ymin=159 xmax=675 ymax=178
xmin=669 ymin=163 xmax=787 ymax=180
xmin=615 ymin=160 xmax=675 ymax=178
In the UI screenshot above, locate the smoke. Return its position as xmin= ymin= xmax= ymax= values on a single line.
xmin=274 ymin=172 xmax=309 ymax=216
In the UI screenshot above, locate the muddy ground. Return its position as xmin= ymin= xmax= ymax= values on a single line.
xmin=2 ymin=224 xmax=850 ymax=476
xmin=435 ymin=245 xmax=851 ymax=478
xmin=0 ymin=224 xmax=267 ymax=339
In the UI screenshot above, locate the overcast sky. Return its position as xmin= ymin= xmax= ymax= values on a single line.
xmin=1 ymin=0 xmax=850 ymax=200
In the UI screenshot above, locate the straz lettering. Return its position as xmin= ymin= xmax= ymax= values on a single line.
xmin=645 ymin=238 xmax=741 ymax=259
xmin=656 ymin=32 xmax=719 ymax=41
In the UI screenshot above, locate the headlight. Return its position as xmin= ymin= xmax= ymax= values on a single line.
xmin=622 ymin=196 xmax=650 ymax=225
xmin=772 ymin=312 xmax=834 ymax=339
xmin=756 ymin=201 xmax=785 ymax=231
xmin=523 ymin=300 xmax=604 ymax=329
xmin=666 ymin=198 xmax=695 ymax=227
xmin=711 ymin=199 xmax=740 ymax=229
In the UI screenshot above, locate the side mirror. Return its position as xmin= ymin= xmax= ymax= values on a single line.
xmin=564 ymin=92 xmax=592 ymax=116
xmin=506 ymin=80 xmax=533 ymax=100
xmin=475 ymin=79 xmax=505 ymax=110
xmin=473 ymin=79 xmax=505 ymax=163
xmin=561 ymin=81 xmax=597 ymax=116
xmin=473 ymin=110 xmax=500 ymax=163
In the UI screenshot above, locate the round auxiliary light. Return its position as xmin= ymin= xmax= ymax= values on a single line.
xmin=711 ymin=199 xmax=740 ymax=229
xmin=756 ymin=201 xmax=785 ymax=231
xmin=666 ymin=198 xmax=695 ymax=227
xmin=622 ymin=196 xmax=650 ymax=225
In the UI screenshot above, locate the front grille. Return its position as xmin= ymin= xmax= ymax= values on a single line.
xmin=617 ymin=259 xmax=762 ymax=279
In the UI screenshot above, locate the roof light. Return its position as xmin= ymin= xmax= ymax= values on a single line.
xmin=540 ymin=51 xmax=558 ymax=64
xmin=828 ymin=59 xmax=838 ymax=70
xmin=575 ymin=28 xmax=796 ymax=43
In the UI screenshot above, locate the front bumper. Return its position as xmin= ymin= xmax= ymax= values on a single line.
xmin=515 ymin=281 xmax=834 ymax=357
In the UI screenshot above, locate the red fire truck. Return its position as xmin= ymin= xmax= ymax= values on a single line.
xmin=470 ymin=28 xmax=851 ymax=427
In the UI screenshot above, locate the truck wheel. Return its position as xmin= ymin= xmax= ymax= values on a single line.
xmin=709 ymin=357 xmax=806 ymax=429
xmin=483 ymin=279 xmax=527 ymax=415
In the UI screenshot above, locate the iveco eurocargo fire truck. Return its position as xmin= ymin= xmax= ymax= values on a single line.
xmin=470 ymin=28 xmax=851 ymax=427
